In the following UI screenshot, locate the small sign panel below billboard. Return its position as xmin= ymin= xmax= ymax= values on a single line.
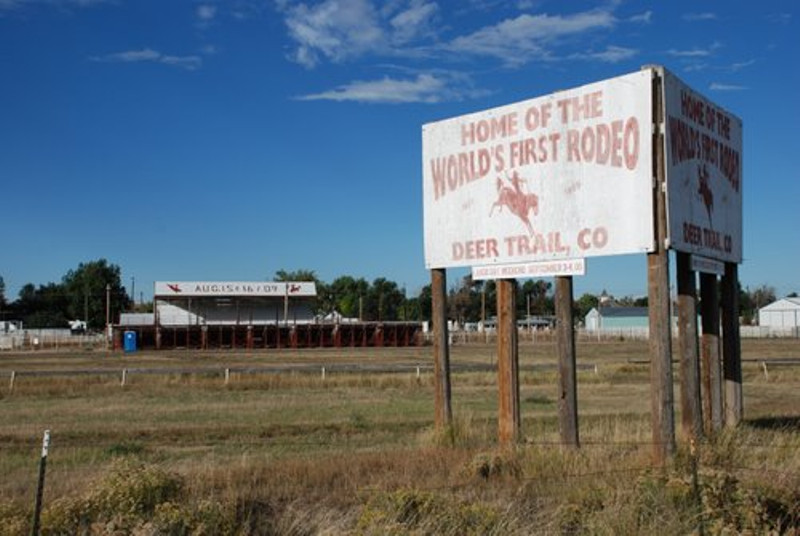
xmin=690 ymin=255 xmax=725 ymax=276
xmin=472 ymin=259 xmax=586 ymax=281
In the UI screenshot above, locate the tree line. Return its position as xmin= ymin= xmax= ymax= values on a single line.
xmin=0 ymin=260 xmax=789 ymax=330
xmin=0 ymin=260 xmax=131 ymax=330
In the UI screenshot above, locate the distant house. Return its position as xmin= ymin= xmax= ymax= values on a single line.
xmin=585 ymin=307 xmax=649 ymax=331
xmin=758 ymin=297 xmax=800 ymax=329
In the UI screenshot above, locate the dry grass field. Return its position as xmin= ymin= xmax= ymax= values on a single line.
xmin=1 ymin=338 xmax=798 ymax=534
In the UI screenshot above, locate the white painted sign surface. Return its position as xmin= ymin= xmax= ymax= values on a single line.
xmin=472 ymin=259 xmax=586 ymax=280
xmin=662 ymin=68 xmax=743 ymax=263
xmin=154 ymin=282 xmax=317 ymax=297
xmin=422 ymin=70 xmax=654 ymax=269
xmin=690 ymin=254 xmax=726 ymax=276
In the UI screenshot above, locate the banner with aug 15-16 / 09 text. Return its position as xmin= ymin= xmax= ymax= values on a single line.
xmin=422 ymin=69 xmax=654 ymax=270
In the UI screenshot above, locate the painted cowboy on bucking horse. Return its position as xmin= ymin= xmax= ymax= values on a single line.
xmin=489 ymin=170 xmax=539 ymax=235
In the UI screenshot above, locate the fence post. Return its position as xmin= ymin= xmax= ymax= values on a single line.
xmin=121 ymin=369 xmax=127 ymax=387
xmin=31 ymin=430 xmax=50 ymax=536
xmin=9 ymin=371 xmax=15 ymax=393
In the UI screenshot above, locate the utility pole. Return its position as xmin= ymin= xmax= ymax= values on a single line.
xmin=105 ymin=284 xmax=111 ymax=348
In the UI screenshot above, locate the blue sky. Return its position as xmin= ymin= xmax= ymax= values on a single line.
xmin=1 ymin=0 xmax=797 ymax=301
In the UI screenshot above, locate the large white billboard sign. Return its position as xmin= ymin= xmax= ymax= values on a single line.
xmin=423 ymin=70 xmax=654 ymax=269
xmin=155 ymin=281 xmax=317 ymax=297
xmin=662 ymin=69 xmax=743 ymax=263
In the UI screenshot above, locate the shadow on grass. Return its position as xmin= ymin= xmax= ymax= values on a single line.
xmin=745 ymin=415 xmax=800 ymax=431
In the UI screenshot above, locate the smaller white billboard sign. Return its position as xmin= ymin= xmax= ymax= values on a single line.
xmin=472 ymin=259 xmax=585 ymax=280
xmin=154 ymin=281 xmax=317 ymax=297
xmin=662 ymin=68 xmax=743 ymax=263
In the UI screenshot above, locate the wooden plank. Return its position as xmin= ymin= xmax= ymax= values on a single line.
xmin=555 ymin=276 xmax=579 ymax=448
xmin=496 ymin=278 xmax=520 ymax=446
xmin=677 ymin=252 xmax=703 ymax=440
xmin=721 ymin=262 xmax=743 ymax=426
xmin=647 ymin=67 xmax=676 ymax=464
xmin=431 ymin=269 xmax=453 ymax=430
xmin=700 ymin=273 xmax=723 ymax=433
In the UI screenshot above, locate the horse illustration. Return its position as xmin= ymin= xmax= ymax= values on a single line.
xmin=697 ymin=164 xmax=713 ymax=227
xmin=489 ymin=171 xmax=539 ymax=235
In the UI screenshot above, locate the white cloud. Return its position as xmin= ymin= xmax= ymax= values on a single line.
xmin=628 ymin=10 xmax=652 ymax=24
xmin=296 ymin=73 xmax=481 ymax=103
xmin=709 ymin=82 xmax=748 ymax=92
xmin=197 ymin=4 xmax=216 ymax=21
xmin=729 ymin=59 xmax=755 ymax=72
xmin=279 ymin=3 xmax=626 ymax=69
xmin=683 ymin=12 xmax=717 ymax=22
xmin=390 ymin=0 xmax=438 ymax=44
xmin=572 ymin=45 xmax=637 ymax=63
xmin=667 ymin=41 xmax=722 ymax=58
xmin=765 ymin=12 xmax=791 ymax=24
xmin=446 ymin=10 xmax=616 ymax=65
xmin=283 ymin=0 xmax=385 ymax=68
xmin=91 ymin=48 xmax=202 ymax=70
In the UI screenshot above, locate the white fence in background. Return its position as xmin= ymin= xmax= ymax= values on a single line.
xmin=0 ymin=330 xmax=105 ymax=351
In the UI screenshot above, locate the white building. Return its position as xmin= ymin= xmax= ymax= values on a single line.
xmin=758 ymin=297 xmax=800 ymax=329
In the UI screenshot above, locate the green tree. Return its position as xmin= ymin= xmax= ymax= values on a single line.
xmin=366 ymin=278 xmax=404 ymax=321
xmin=0 ymin=275 xmax=6 ymax=310
xmin=328 ymin=276 xmax=369 ymax=319
xmin=62 ymin=259 xmax=130 ymax=330
xmin=415 ymin=284 xmax=432 ymax=323
xmin=12 ymin=282 xmax=70 ymax=328
xmin=574 ymin=293 xmax=599 ymax=320
xmin=519 ymin=279 xmax=553 ymax=317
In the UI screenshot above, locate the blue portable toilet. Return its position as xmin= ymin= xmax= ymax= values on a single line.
xmin=123 ymin=331 xmax=137 ymax=353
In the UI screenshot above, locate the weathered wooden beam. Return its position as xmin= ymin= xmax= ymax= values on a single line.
xmin=555 ymin=276 xmax=579 ymax=448
xmin=721 ymin=262 xmax=743 ymax=426
xmin=497 ymin=278 xmax=520 ymax=446
xmin=677 ymin=252 xmax=703 ymax=440
xmin=700 ymin=273 xmax=723 ymax=433
xmin=647 ymin=67 xmax=676 ymax=464
xmin=431 ymin=269 xmax=453 ymax=430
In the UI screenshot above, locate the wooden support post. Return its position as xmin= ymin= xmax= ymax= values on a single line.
xmin=677 ymin=252 xmax=703 ymax=440
xmin=497 ymin=278 xmax=520 ymax=446
xmin=555 ymin=276 xmax=579 ymax=448
xmin=31 ymin=430 xmax=50 ymax=536
xmin=721 ymin=262 xmax=743 ymax=426
xmin=700 ymin=273 xmax=723 ymax=433
xmin=431 ymin=269 xmax=452 ymax=431
xmin=647 ymin=67 xmax=676 ymax=464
